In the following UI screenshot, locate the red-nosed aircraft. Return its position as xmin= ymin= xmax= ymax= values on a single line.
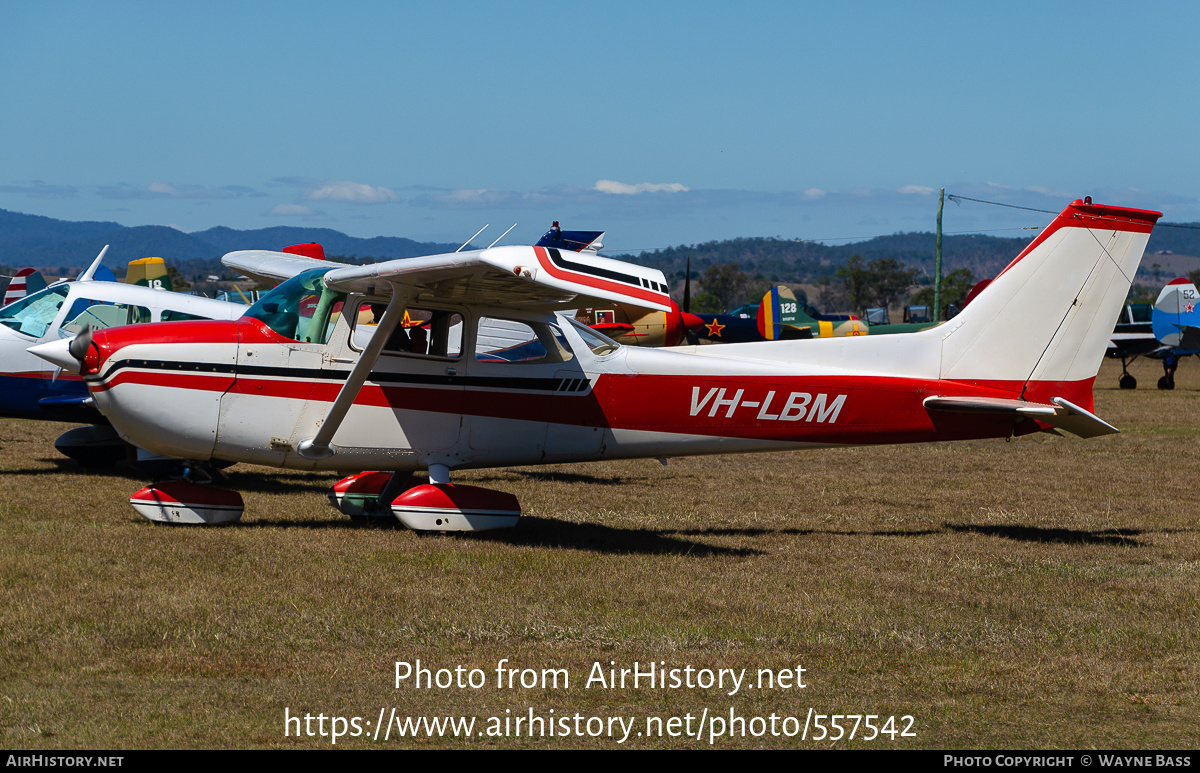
xmin=2 ymin=247 xmax=243 ymax=466
xmin=34 ymin=199 xmax=1159 ymax=530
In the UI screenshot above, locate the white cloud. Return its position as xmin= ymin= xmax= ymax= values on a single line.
xmin=897 ymin=185 xmax=936 ymax=195
xmin=270 ymin=203 xmax=314 ymax=216
xmin=1024 ymin=185 xmax=1076 ymax=199
xmin=446 ymin=189 xmax=491 ymax=203
xmin=803 ymin=188 xmax=826 ymax=200
xmin=409 ymin=186 xmax=572 ymax=210
xmin=96 ymin=182 xmax=256 ymax=200
xmin=304 ymin=180 xmax=398 ymax=203
xmin=594 ymin=179 xmax=689 ymax=195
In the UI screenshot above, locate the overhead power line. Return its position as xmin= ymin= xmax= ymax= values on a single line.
xmin=947 ymin=193 xmax=1200 ymax=231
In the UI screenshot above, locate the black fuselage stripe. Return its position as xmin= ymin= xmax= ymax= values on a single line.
xmin=90 ymin=358 xmax=587 ymax=393
xmin=547 ymin=248 xmax=654 ymax=290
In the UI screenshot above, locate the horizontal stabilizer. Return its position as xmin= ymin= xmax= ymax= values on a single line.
xmin=923 ymin=395 xmax=1118 ymax=438
xmin=1177 ymin=324 xmax=1200 ymax=352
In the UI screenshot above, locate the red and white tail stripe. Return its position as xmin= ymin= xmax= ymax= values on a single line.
xmin=3 ymin=268 xmax=39 ymax=305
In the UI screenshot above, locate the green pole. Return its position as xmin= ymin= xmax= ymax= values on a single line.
xmin=934 ymin=187 xmax=944 ymax=322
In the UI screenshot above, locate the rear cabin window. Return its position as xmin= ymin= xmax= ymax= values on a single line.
xmin=474 ymin=317 xmax=574 ymax=364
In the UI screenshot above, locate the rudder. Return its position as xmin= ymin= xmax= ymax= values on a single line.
xmin=938 ymin=199 xmax=1159 ymax=405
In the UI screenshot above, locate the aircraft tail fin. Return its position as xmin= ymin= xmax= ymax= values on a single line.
xmin=756 ymin=286 xmax=868 ymax=339
xmin=757 ymin=286 xmax=813 ymax=340
xmin=283 ymin=243 xmax=327 ymax=261
xmin=535 ymin=222 xmax=605 ymax=253
xmin=936 ymin=199 xmax=1160 ymax=407
xmin=2 ymin=267 xmax=47 ymax=306
xmin=126 ymin=257 xmax=172 ymax=291
xmin=1151 ymin=278 xmax=1200 ymax=347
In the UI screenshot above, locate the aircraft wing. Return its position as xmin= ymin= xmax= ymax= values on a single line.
xmin=223 ymin=245 xmax=672 ymax=312
xmin=220 ymin=251 xmax=331 ymax=287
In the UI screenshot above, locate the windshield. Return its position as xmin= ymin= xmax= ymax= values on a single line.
xmin=0 ymin=284 xmax=70 ymax=338
xmin=243 ymin=268 xmax=346 ymax=344
xmin=566 ymin=318 xmax=621 ymax=356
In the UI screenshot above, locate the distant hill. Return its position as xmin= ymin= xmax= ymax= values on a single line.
xmin=190 ymin=226 xmax=452 ymax=261
xmin=0 ymin=209 xmax=464 ymax=271
xmin=4 ymin=207 xmax=1196 ymax=289
xmin=624 ymin=232 xmax=1035 ymax=285
xmin=1146 ymin=223 xmax=1200 ymax=257
xmin=624 ymin=221 xmax=1200 ymax=286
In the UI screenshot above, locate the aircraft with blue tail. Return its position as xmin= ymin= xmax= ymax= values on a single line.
xmin=1151 ymin=278 xmax=1200 ymax=353
xmin=693 ymin=286 xmax=869 ymax=343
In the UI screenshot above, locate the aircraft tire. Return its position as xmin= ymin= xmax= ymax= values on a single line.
xmin=1158 ymin=375 xmax=1175 ymax=390
xmin=1119 ymin=374 xmax=1137 ymax=390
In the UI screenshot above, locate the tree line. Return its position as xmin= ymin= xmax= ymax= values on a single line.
xmin=690 ymin=258 xmax=978 ymax=317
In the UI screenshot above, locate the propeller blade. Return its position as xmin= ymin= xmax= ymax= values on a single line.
xmin=68 ymin=325 xmax=93 ymax=365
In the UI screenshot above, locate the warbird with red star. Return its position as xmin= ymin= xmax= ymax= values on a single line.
xmin=34 ymin=199 xmax=1159 ymax=530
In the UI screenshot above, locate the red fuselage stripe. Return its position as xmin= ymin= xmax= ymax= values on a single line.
xmin=91 ymin=367 xmax=1092 ymax=444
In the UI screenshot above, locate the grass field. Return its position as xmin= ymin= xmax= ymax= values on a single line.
xmin=1 ymin=356 xmax=1197 ymax=749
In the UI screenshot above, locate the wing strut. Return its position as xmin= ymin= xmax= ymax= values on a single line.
xmin=297 ymin=290 xmax=410 ymax=460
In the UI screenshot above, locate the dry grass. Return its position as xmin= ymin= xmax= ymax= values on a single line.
xmin=1 ymin=356 xmax=1197 ymax=749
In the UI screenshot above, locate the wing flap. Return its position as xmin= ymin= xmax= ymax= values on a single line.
xmin=923 ymin=395 xmax=1118 ymax=438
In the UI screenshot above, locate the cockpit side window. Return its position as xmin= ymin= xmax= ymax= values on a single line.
xmin=59 ymin=298 xmax=151 ymax=337
xmin=349 ymin=299 xmax=464 ymax=359
xmin=0 ymin=285 xmax=71 ymax=338
xmin=244 ymin=268 xmax=346 ymax=344
xmin=161 ymin=310 xmax=214 ymax=323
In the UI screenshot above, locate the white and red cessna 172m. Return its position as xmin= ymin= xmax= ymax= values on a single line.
xmin=34 ymin=199 xmax=1159 ymax=530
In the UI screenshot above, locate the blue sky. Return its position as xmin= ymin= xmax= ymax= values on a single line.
xmin=2 ymin=1 xmax=1197 ymax=252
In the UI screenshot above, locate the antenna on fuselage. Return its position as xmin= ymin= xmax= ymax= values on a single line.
xmin=456 ymin=225 xmax=489 ymax=253
xmin=76 ymin=245 xmax=110 ymax=282
xmin=487 ymin=223 xmax=518 ymax=249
